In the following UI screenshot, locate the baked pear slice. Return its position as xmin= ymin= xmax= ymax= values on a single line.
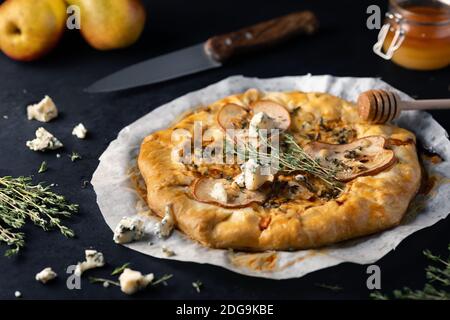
xmin=217 ymin=103 xmax=249 ymax=130
xmin=191 ymin=177 xmax=266 ymax=208
xmin=217 ymin=101 xmax=291 ymax=135
xmin=304 ymin=136 xmax=396 ymax=182
xmin=250 ymin=101 xmax=291 ymax=130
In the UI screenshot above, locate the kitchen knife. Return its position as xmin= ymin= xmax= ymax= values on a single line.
xmin=86 ymin=11 xmax=318 ymax=93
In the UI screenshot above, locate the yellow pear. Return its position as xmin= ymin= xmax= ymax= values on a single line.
xmin=67 ymin=0 xmax=146 ymax=50
xmin=0 ymin=0 xmax=67 ymax=61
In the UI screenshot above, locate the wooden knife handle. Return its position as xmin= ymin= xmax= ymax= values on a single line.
xmin=204 ymin=11 xmax=319 ymax=63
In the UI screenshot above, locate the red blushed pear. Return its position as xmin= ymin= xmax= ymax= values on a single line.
xmin=67 ymin=0 xmax=146 ymax=50
xmin=0 ymin=0 xmax=67 ymax=62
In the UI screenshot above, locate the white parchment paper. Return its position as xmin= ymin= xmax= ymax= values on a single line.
xmin=91 ymin=75 xmax=450 ymax=279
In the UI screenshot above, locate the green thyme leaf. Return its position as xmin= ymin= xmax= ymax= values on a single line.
xmin=111 ymin=263 xmax=131 ymax=276
xmin=370 ymin=291 xmax=389 ymax=300
xmin=192 ymin=280 xmax=203 ymax=293
xmin=70 ymin=152 xmax=82 ymax=162
xmin=38 ymin=161 xmax=48 ymax=174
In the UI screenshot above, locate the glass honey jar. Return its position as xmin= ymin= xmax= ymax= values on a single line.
xmin=374 ymin=0 xmax=450 ymax=70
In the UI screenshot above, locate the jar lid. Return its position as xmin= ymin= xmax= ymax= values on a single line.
xmin=389 ymin=0 xmax=450 ymax=26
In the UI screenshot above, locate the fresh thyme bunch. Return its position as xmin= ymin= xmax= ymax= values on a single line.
xmin=234 ymin=131 xmax=342 ymax=192
xmin=0 ymin=176 xmax=78 ymax=256
xmin=371 ymin=244 xmax=450 ymax=300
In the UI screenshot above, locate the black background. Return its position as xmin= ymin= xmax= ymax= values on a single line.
xmin=0 ymin=0 xmax=449 ymax=300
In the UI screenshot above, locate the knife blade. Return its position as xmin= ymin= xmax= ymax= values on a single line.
xmin=86 ymin=11 xmax=318 ymax=93
xmin=86 ymin=44 xmax=220 ymax=93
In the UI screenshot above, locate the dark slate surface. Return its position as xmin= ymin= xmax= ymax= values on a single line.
xmin=0 ymin=0 xmax=449 ymax=299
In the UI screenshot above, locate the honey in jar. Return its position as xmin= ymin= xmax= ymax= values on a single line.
xmin=375 ymin=0 xmax=450 ymax=70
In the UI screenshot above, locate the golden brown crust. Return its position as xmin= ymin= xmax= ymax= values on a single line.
xmin=138 ymin=90 xmax=421 ymax=251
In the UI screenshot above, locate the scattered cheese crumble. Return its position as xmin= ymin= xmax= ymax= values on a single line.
xmin=35 ymin=267 xmax=57 ymax=284
xmin=154 ymin=204 xmax=175 ymax=238
xmin=295 ymin=174 xmax=306 ymax=182
xmin=249 ymin=112 xmax=276 ymax=138
xmin=119 ymin=268 xmax=154 ymax=295
xmin=75 ymin=250 xmax=105 ymax=277
xmin=233 ymin=172 xmax=245 ymax=188
xmin=113 ymin=217 xmax=145 ymax=244
xmin=210 ymin=182 xmax=228 ymax=203
xmin=162 ymin=246 xmax=175 ymax=257
xmin=27 ymin=95 xmax=58 ymax=123
xmin=72 ymin=123 xmax=88 ymax=139
xmin=243 ymin=159 xmax=274 ymax=191
xmin=26 ymin=127 xmax=63 ymax=152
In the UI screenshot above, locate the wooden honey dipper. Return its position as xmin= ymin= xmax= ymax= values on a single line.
xmin=357 ymin=90 xmax=450 ymax=124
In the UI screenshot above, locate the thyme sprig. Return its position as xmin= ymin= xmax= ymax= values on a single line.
xmin=234 ymin=132 xmax=342 ymax=192
xmin=282 ymin=134 xmax=342 ymax=190
xmin=315 ymin=283 xmax=343 ymax=292
xmin=0 ymin=227 xmax=24 ymax=257
xmin=90 ymin=273 xmax=173 ymax=289
xmin=371 ymin=244 xmax=450 ymax=300
xmin=0 ymin=176 xmax=78 ymax=256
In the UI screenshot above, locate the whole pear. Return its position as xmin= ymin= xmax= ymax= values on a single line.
xmin=0 ymin=0 xmax=67 ymax=61
xmin=67 ymin=0 xmax=146 ymax=50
